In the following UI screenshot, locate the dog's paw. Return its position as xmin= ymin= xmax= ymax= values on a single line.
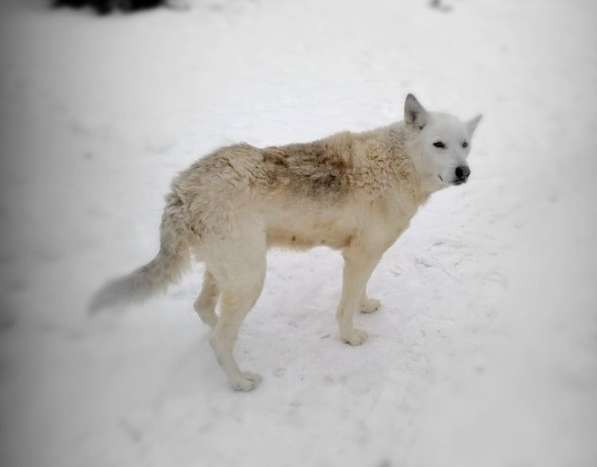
xmin=342 ymin=328 xmax=368 ymax=346
xmin=230 ymin=372 xmax=262 ymax=392
xmin=360 ymin=297 xmax=381 ymax=314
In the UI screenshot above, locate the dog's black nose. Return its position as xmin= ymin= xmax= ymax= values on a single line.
xmin=454 ymin=165 xmax=471 ymax=182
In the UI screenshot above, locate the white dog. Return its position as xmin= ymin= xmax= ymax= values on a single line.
xmin=91 ymin=94 xmax=482 ymax=391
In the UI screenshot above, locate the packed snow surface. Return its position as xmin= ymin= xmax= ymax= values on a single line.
xmin=1 ymin=1 xmax=596 ymax=466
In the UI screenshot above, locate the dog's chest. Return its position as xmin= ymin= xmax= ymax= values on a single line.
xmin=363 ymin=189 xmax=427 ymax=245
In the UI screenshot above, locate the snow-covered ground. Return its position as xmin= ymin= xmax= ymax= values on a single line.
xmin=1 ymin=0 xmax=596 ymax=466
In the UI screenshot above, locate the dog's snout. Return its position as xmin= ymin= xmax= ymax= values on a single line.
xmin=454 ymin=165 xmax=471 ymax=183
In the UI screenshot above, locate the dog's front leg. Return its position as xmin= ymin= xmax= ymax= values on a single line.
xmin=337 ymin=250 xmax=382 ymax=345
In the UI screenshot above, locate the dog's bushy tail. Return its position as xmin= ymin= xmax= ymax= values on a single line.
xmin=89 ymin=193 xmax=193 ymax=314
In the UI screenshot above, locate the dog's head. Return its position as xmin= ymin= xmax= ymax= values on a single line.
xmin=404 ymin=94 xmax=482 ymax=192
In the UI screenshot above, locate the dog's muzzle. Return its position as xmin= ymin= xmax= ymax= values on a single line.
xmin=453 ymin=165 xmax=471 ymax=185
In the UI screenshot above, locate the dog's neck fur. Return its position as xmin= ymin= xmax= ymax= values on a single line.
xmin=380 ymin=122 xmax=440 ymax=203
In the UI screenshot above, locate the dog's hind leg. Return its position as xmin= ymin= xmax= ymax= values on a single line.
xmin=337 ymin=248 xmax=382 ymax=345
xmin=194 ymin=271 xmax=219 ymax=328
xmin=207 ymin=238 xmax=266 ymax=391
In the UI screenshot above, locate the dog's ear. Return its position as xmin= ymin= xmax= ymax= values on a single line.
xmin=467 ymin=114 xmax=482 ymax=136
xmin=404 ymin=94 xmax=427 ymax=129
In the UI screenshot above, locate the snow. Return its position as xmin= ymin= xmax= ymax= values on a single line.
xmin=1 ymin=0 xmax=596 ymax=466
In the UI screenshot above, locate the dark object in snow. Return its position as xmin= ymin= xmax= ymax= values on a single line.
xmin=52 ymin=0 xmax=178 ymax=15
xmin=429 ymin=0 xmax=452 ymax=13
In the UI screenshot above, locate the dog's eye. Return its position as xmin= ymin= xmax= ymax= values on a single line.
xmin=433 ymin=141 xmax=446 ymax=149
xmin=462 ymin=141 xmax=469 ymax=148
